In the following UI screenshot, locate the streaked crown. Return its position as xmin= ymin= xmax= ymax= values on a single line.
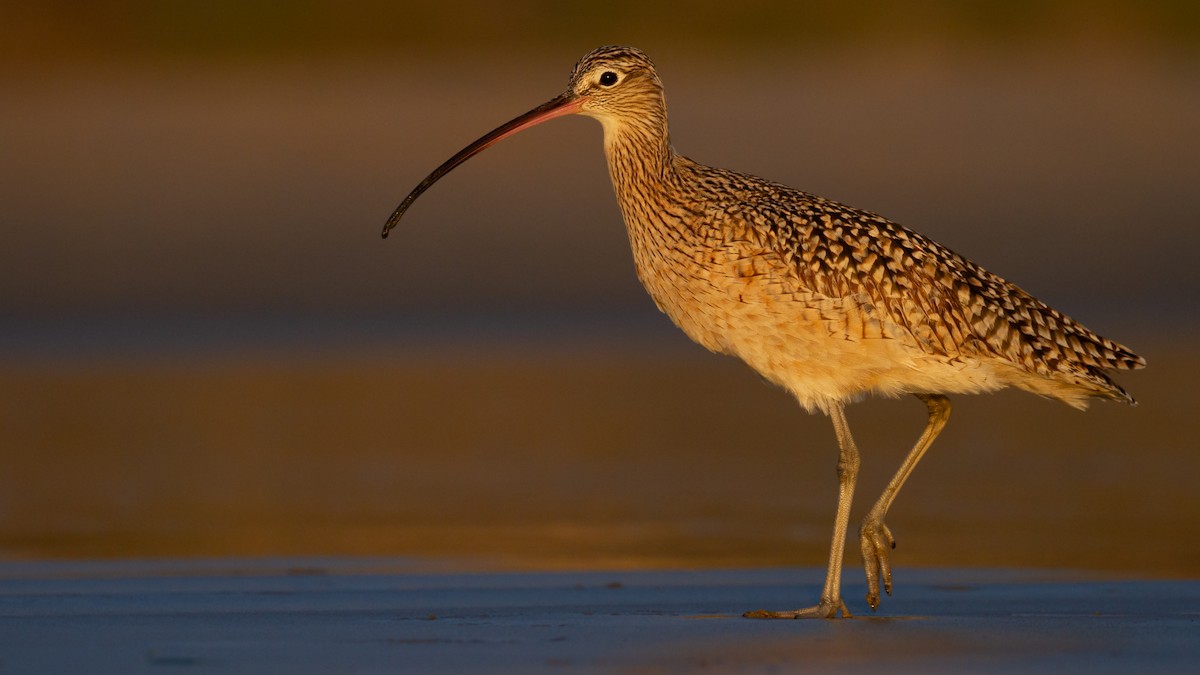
xmin=567 ymin=46 xmax=668 ymax=137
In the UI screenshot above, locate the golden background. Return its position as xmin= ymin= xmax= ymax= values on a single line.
xmin=2 ymin=2 xmax=1196 ymax=576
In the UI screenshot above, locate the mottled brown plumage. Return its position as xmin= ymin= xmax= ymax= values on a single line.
xmin=384 ymin=45 xmax=1144 ymax=618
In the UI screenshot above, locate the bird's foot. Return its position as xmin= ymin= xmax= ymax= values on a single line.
xmin=859 ymin=517 xmax=896 ymax=610
xmin=743 ymin=598 xmax=852 ymax=619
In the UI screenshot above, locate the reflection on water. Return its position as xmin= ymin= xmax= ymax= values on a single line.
xmin=1 ymin=334 xmax=1194 ymax=577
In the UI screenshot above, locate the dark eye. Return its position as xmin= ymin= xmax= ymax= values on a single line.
xmin=599 ymin=71 xmax=618 ymax=86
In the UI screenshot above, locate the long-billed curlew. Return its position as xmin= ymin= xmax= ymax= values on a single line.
xmin=382 ymin=46 xmax=1145 ymax=618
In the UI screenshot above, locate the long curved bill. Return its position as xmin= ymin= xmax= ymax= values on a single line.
xmin=382 ymin=91 xmax=585 ymax=238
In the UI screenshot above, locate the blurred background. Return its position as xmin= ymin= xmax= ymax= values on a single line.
xmin=1 ymin=1 xmax=1197 ymax=576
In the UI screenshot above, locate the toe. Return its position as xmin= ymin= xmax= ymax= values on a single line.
xmin=860 ymin=535 xmax=881 ymax=608
xmin=860 ymin=519 xmax=898 ymax=609
xmin=744 ymin=598 xmax=852 ymax=619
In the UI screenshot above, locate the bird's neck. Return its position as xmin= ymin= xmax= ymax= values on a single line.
xmin=601 ymin=113 xmax=679 ymax=208
xmin=600 ymin=111 xmax=723 ymax=357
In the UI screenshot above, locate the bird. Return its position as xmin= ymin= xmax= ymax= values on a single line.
xmin=382 ymin=46 xmax=1145 ymax=618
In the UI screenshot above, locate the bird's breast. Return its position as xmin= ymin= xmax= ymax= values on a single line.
xmin=620 ymin=207 xmax=813 ymax=356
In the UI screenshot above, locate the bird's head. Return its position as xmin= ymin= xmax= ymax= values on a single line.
xmin=567 ymin=46 xmax=666 ymax=140
xmin=381 ymin=46 xmax=665 ymax=237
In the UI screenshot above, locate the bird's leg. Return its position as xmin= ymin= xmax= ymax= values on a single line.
xmin=745 ymin=403 xmax=859 ymax=619
xmin=859 ymin=393 xmax=951 ymax=610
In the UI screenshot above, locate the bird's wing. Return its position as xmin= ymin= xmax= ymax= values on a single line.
xmin=754 ymin=190 xmax=1144 ymax=392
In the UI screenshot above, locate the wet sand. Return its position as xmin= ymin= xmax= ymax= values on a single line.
xmin=3 ymin=560 xmax=1197 ymax=674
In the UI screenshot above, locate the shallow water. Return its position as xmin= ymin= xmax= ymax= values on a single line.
xmin=2 ymin=563 xmax=1197 ymax=674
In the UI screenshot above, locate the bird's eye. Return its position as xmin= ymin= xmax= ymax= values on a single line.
xmin=599 ymin=71 xmax=618 ymax=86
